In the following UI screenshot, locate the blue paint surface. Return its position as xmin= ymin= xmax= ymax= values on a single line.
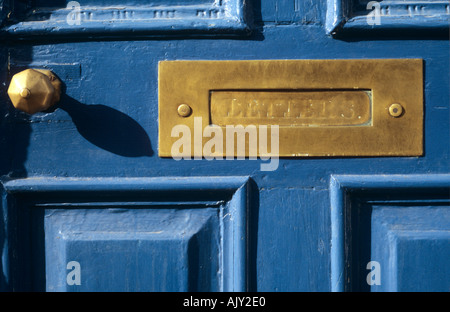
xmin=326 ymin=0 xmax=450 ymax=35
xmin=0 ymin=0 xmax=449 ymax=292
xmin=331 ymin=175 xmax=450 ymax=291
xmin=1 ymin=177 xmax=250 ymax=291
xmin=1 ymin=0 xmax=249 ymax=38
xmin=45 ymin=207 xmax=221 ymax=292
xmin=372 ymin=205 xmax=450 ymax=292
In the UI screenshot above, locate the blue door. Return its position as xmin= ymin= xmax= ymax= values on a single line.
xmin=0 ymin=0 xmax=449 ymax=292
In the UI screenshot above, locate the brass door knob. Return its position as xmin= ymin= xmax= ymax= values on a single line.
xmin=7 ymin=69 xmax=62 ymax=114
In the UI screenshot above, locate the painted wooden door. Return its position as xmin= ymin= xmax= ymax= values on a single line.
xmin=0 ymin=0 xmax=449 ymax=292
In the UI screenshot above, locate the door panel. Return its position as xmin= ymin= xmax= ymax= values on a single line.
xmin=2 ymin=177 xmax=250 ymax=291
xmin=326 ymin=0 xmax=450 ymax=34
xmin=389 ymin=231 xmax=450 ymax=292
xmin=331 ymin=175 xmax=450 ymax=292
xmin=1 ymin=0 xmax=248 ymax=38
xmin=44 ymin=207 xmax=220 ymax=292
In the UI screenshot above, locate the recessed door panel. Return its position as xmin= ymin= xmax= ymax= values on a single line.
xmin=44 ymin=208 xmax=220 ymax=292
xmin=371 ymin=205 xmax=450 ymax=292
xmin=2 ymin=177 xmax=250 ymax=292
xmin=331 ymin=175 xmax=450 ymax=292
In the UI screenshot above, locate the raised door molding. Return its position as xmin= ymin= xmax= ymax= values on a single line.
xmin=0 ymin=0 xmax=250 ymax=39
xmin=326 ymin=0 xmax=450 ymax=35
xmin=330 ymin=174 xmax=450 ymax=291
xmin=0 ymin=176 xmax=252 ymax=291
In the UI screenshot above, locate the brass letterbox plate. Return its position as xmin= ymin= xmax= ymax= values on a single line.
xmin=159 ymin=59 xmax=423 ymax=157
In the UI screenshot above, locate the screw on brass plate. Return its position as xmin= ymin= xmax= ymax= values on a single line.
xmin=389 ymin=103 xmax=404 ymax=117
xmin=177 ymin=104 xmax=192 ymax=117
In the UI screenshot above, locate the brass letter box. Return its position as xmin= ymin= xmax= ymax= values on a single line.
xmin=159 ymin=59 xmax=423 ymax=157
